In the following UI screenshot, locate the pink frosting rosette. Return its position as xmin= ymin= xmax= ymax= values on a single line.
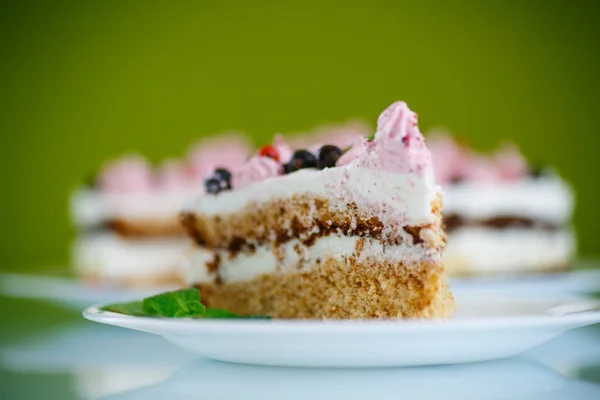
xmin=494 ymin=143 xmax=529 ymax=181
xmin=156 ymin=160 xmax=199 ymax=190
xmin=98 ymin=155 xmax=154 ymax=194
xmin=428 ymin=134 xmax=530 ymax=184
xmin=461 ymin=155 xmax=503 ymax=183
xmin=272 ymin=135 xmax=293 ymax=163
xmin=188 ymin=133 xmax=252 ymax=178
xmin=335 ymin=135 xmax=365 ymax=167
xmin=231 ymin=156 xmax=283 ymax=189
xmin=338 ymin=101 xmax=431 ymax=174
xmin=426 ymin=133 xmax=472 ymax=184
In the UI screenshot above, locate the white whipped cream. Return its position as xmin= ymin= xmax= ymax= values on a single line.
xmin=71 ymin=187 xmax=203 ymax=228
xmin=444 ymin=227 xmax=575 ymax=275
xmin=189 ymin=166 xmax=439 ymax=229
xmin=185 ymin=235 xmax=438 ymax=285
xmin=72 ymin=233 xmax=193 ymax=279
xmin=443 ymin=176 xmax=574 ymax=226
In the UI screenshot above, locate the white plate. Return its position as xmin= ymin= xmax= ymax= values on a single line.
xmin=84 ymin=295 xmax=600 ymax=368
xmin=0 ymin=273 xmax=178 ymax=309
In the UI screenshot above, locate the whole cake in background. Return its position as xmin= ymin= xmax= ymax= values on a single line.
xmin=427 ymin=133 xmax=575 ymax=276
xmin=70 ymin=133 xmax=252 ymax=286
xmin=181 ymin=101 xmax=455 ymax=319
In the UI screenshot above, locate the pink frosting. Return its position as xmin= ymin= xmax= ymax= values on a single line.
xmin=156 ymin=160 xmax=200 ymax=190
xmin=461 ymin=156 xmax=503 ymax=182
xmin=272 ymin=135 xmax=293 ymax=163
xmin=231 ymin=156 xmax=283 ymax=189
xmin=98 ymin=155 xmax=154 ymax=194
xmin=335 ymin=135 xmax=366 ymax=167
xmin=188 ymin=133 xmax=252 ymax=178
xmin=354 ymin=101 xmax=431 ymax=174
xmin=494 ymin=144 xmax=529 ymax=181
xmin=426 ymin=133 xmax=471 ymax=183
xmin=427 ymin=133 xmax=530 ymax=184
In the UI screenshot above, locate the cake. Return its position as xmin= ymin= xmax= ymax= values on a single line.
xmin=428 ymin=134 xmax=575 ymax=276
xmin=180 ymin=101 xmax=455 ymax=319
xmin=70 ymin=133 xmax=252 ymax=286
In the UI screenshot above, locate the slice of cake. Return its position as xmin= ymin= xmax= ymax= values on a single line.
xmin=427 ymin=133 xmax=575 ymax=276
xmin=70 ymin=133 xmax=251 ymax=287
xmin=180 ymin=101 xmax=454 ymax=319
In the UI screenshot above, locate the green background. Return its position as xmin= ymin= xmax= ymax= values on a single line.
xmin=1 ymin=0 xmax=599 ymax=272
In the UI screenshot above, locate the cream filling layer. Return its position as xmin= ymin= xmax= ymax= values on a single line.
xmin=444 ymin=227 xmax=576 ymax=275
xmin=183 ymin=235 xmax=439 ymax=285
xmin=72 ymin=233 xmax=194 ymax=279
xmin=443 ymin=177 xmax=574 ymax=226
xmin=71 ymin=187 xmax=202 ymax=229
xmin=189 ymin=166 xmax=440 ymax=228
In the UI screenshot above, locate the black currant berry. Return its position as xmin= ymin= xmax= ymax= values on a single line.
xmin=213 ymin=168 xmax=232 ymax=183
xmin=205 ymin=178 xmax=222 ymax=194
xmin=286 ymin=150 xmax=317 ymax=173
xmin=529 ymin=164 xmax=551 ymax=179
xmin=213 ymin=168 xmax=232 ymax=189
xmin=316 ymin=145 xmax=343 ymax=169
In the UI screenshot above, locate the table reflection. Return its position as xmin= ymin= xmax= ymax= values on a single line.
xmin=1 ymin=322 xmax=599 ymax=400
xmin=103 ymin=357 xmax=600 ymax=400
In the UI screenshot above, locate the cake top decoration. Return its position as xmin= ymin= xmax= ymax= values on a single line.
xmin=427 ymin=133 xmax=530 ymax=184
xmin=98 ymin=155 xmax=154 ymax=194
xmin=346 ymin=101 xmax=432 ymax=174
xmin=231 ymin=155 xmax=283 ymax=190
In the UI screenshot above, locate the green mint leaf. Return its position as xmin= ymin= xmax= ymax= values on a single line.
xmin=100 ymin=301 xmax=146 ymax=316
xmin=142 ymin=288 xmax=206 ymax=318
xmin=186 ymin=300 xmax=206 ymax=315
xmin=173 ymin=309 xmax=190 ymax=318
xmin=99 ymin=288 xmax=271 ymax=319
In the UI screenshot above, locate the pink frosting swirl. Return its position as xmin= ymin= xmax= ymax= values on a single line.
xmin=231 ymin=156 xmax=283 ymax=189
xmin=461 ymin=156 xmax=503 ymax=182
xmin=427 ymin=134 xmax=530 ymax=184
xmin=335 ymin=135 xmax=366 ymax=167
xmin=188 ymin=133 xmax=252 ymax=178
xmin=355 ymin=101 xmax=431 ymax=173
xmin=156 ymin=160 xmax=199 ymax=190
xmin=427 ymin=133 xmax=471 ymax=183
xmin=98 ymin=155 xmax=154 ymax=194
xmin=272 ymin=134 xmax=293 ymax=163
xmin=494 ymin=143 xmax=529 ymax=181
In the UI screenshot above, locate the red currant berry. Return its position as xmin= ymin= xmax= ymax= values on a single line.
xmin=257 ymin=145 xmax=280 ymax=162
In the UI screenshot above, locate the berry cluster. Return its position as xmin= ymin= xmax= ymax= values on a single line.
xmin=204 ymin=168 xmax=232 ymax=195
xmin=204 ymin=143 xmax=344 ymax=195
xmin=285 ymin=145 xmax=343 ymax=173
